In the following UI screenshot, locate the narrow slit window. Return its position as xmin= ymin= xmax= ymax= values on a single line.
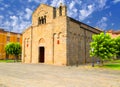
xmin=41 ymin=17 xmax=44 ymax=24
xmin=38 ymin=17 xmax=41 ymax=25
xmin=44 ymin=15 xmax=46 ymax=24
xmin=59 ymin=6 xmax=62 ymax=16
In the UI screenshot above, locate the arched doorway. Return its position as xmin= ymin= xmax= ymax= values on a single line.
xmin=38 ymin=38 xmax=45 ymax=63
xmin=39 ymin=47 xmax=45 ymax=63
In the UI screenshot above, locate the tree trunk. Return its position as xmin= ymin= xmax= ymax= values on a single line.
xmin=15 ymin=55 xmax=19 ymax=62
xmin=100 ymin=60 xmax=104 ymax=66
xmin=5 ymin=54 xmax=9 ymax=60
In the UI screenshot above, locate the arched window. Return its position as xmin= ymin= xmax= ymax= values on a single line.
xmin=44 ymin=15 xmax=46 ymax=24
xmin=41 ymin=16 xmax=44 ymax=24
xmin=38 ymin=17 xmax=41 ymax=25
xmin=59 ymin=6 xmax=62 ymax=16
xmin=38 ymin=16 xmax=47 ymax=25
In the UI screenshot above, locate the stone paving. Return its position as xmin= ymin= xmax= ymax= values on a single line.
xmin=0 ymin=63 xmax=120 ymax=87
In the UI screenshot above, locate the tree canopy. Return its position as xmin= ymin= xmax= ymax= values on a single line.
xmin=5 ymin=42 xmax=21 ymax=60
xmin=90 ymin=33 xmax=116 ymax=61
xmin=115 ymin=36 xmax=120 ymax=58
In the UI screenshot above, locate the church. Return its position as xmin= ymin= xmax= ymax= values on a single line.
xmin=22 ymin=3 xmax=102 ymax=65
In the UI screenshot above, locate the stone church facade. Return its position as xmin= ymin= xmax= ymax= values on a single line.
xmin=22 ymin=3 xmax=102 ymax=65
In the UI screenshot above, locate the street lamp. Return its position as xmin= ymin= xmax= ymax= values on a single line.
xmin=91 ymin=48 xmax=94 ymax=67
xmin=104 ymin=30 xmax=106 ymax=35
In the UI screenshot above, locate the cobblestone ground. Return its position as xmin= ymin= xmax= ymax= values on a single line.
xmin=0 ymin=63 xmax=120 ymax=87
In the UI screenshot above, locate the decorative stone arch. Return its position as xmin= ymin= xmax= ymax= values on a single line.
xmin=38 ymin=10 xmax=46 ymax=17
xmin=38 ymin=38 xmax=45 ymax=46
xmin=24 ymin=38 xmax=29 ymax=49
xmin=27 ymin=38 xmax=30 ymax=41
xmin=58 ymin=32 xmax=63 ymax=44
xmin=27 ymin=38 xmax=30 ymax=47
xmin=58 ymin=32 xmax=62 ymax=38
xmin=54 ymin=33 xmax=57 ymax=38
xmin=24 ymin=38 xmax=27 ymax=41
xmin=24 ymin=38 xmax=27 ymax=43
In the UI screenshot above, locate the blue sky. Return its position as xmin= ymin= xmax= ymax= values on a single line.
xmin=0 ymin=0 xmax=120 ymax=33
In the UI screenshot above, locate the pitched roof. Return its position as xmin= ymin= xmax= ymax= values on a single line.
xmin=107 ymin=30 xmax=120 ymax=34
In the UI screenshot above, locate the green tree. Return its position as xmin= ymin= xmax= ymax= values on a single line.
xmin=90 ymin=33 xmax=116 ymax=63
xmin=5 ymin=42 xmax=21 ymax=61
xmin=115 ymin=36 xmax=120 ymax=59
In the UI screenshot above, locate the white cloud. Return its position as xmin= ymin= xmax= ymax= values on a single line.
xmin=113 ymin=0 xmax=120 ymax=4
xmin=0 ymin=1 xmax=10 ymax=8
xmin=28 ymin=0 xmax=48 ymax=4
xmin=0 ymin=15 xmax=4 ymax=26
xmin=72 ymin=8 xmax=77 ymax=13
xmin=0 ymin=7 xmax=4 ymax=11
xmin=8 ymin=11 xmax=14 ymax=15
xmin=69 ymin=1 xmax=75 ymax=10
xmin=87 ymin=21 xmax=90 ymax=24
xmin=79 ymin=4 xmax=94 ymax=20
xmin=41 ymin=0 xmax=48 ymax=3
xmin=102 ymin=17 xmax=107 ymax=21
xmin=28 ymin=0 xmax=39 ymax=3
xmin=97 ymin=0 xmax=107 ymax=9
xmin=10 ymin=15 xmax=31 ymax=33
xmin=4 ymin=4 xmax=10 ymax=8
xmin=10 ymin=13 xmax=32 ymax=33
xmin=74 ymin=0 xmax=82 ymax=5
xmin=50 ymin=0 xmax=65 ymax=7
xmin=67 ymin=1 xmax=78 ymax=17
xmin=96 ymin=17 xmax=108 ymax=30
xmin=78 ymin=0 xmax=107 ymax=21
xmin=0 ymin=15 xmax=4 ymax=19
xmin=10 ymin=15 xmax=18 ymax=27
xmin=25 ymin=8 xmax=33 ymax=20
xmin=1 ymin=9 xmax=32 ymax=33
xmin=10 ymin=15 xmax=18 ymax=20
xmin=112 ymin=23 xmax=114 ymax=26
xmin=28 ymin=0 xmax=32 ymax=2
xmin=1 ymin=21 xmax=11 ymax=31
xmin=12 ymin=21 xmax=31 ymax=33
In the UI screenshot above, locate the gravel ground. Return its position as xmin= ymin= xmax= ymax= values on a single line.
xmin=0 ymin=63 xmax=120 ymax=87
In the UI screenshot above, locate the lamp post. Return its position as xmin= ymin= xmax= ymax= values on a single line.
xmin=104 ymin=30 xmax=106 ymax=35
xmin=91 ymin=48 xmax=94 ymax=67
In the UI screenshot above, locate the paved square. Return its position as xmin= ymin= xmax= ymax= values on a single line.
xmin=0 ymin=63 xmax=120 ymax=87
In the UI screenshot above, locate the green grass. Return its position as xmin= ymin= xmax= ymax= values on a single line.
xmin=103 ymin=63 xmax=120 ymax=70
xmin=99 ymin=60 xmax=120 ymax=70
xmin=110 ymin=59 xmax=120 ymax=63
xmin=0 ymin=59 xmax=21 ymax=63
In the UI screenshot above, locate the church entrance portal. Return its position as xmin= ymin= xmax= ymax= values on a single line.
xmin=39 ymin=47 xmax=45 ymax=63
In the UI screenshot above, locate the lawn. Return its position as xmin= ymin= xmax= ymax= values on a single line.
xmin=0 ymin=59 xmax=21 ymax=63
xmin=100 ymin=60 xmax=120 ymax=70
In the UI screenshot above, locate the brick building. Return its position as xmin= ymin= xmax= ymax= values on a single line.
xmin=22 ymin=3 xmax=102 ymax=65
xmin=107 ymin=30 xmax=120 ymax=38
xmin=0 ymin=29 xmax=22 ymax=59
